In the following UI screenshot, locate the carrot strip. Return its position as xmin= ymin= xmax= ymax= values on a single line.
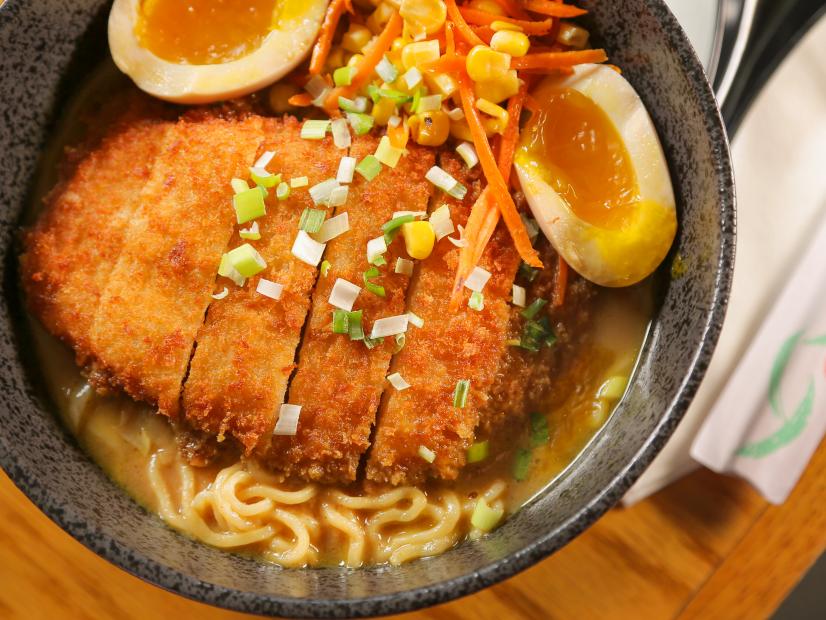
xmin=309 ymin=0 xmax=353 ymax=75
xmin=470 ymin=25 xmax=494 ymax=45
xmin=491 ymin=0 xmax=532 ymax=19
xmin=421 ymin=54 xmax=468 ymax=73
xmin=323 ymin=11 xmax=402 ymax=111
xmin=387 ymin=120 xmax=409 ymax=149
xmin=553 ymin=255 xmax=568 ymax=307
xmin=459 ymin=8 xmax=553 ymax=35
xmin=522 ymin=0 xmax=587 ymax=18
xmin=287 ymin=93 xmax=314 ymax=107
xmin=458 ymin=73 xmax=541 ymax=268
xmin=445 ymin=20 xmax=456 ymax=56
xmin=511 ymin=48 xmax=607 ymax=70
xmin=446 ymin=0 xmax=487 ymax=47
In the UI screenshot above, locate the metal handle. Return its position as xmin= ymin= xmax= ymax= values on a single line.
xmin=722 ymin=0 xmax=826 ymax=136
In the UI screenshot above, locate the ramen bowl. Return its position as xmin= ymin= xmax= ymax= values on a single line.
xmin=0 ymin=0 xmax=734 ymax=617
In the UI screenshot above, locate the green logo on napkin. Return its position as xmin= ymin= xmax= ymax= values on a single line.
xmin=737 ymin=331 xmax=826 ymax=458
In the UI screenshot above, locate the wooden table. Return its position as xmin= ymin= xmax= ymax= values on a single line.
xmin=2 ymin=439 xmax=824 ymax=620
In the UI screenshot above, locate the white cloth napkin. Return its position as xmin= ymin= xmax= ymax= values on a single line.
xmin=623 ymin=15 xmax=826 ymax=505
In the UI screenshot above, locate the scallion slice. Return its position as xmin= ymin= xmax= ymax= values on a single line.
xmin=381 ymin=214 xmax=416 ymax=242
xmin=331 ymin=118 xmax=351 ymax=149
xmin=366 ymin=235 xmax=387 ymax=264
xmin=521 ymin=298 xmax=547 ymax=319
xmin=455 ymin=141 xmax=479 ymax=168
xmin=394 ymin=332 xmax=406 ymax=352
xmin=363 ymin=266 xmax=385 ymax=298
xmin=370 ymin=314 xmax=409 ymax=339
xmin=273 ymin=404 xmax=301 ymax=436
xmin=470 ymin=499 xmax=504 ymax=532
xmin=250 ymin=167 xmax=280 ymax=188
xmin=332 ymin=309 xmax=349 ymax=334
xmin=402 ymin=66 xmax=423 ymax=90
xmin=290 ymin=176 xmax=309 ymax=188
xmin=375 ymin=136 xmax=404 ymax=168
xmin=233 ymin=187 xmax=267 ymax=224
xmin=338 ymin=95 xmax=369 ymax=114
xmin=362 ymin=335 xmax=384 ymax=349
xmin=519 ymin=317 xmax=556 ymax=352
xmin=466 ymin=440 xmax=490 ymax=463
xmin=445 ymin=106 xmax=465 ymax=121
xmin=453 ymin=379 xmax=470 ymax=408
xmin=329 ymin=185 xmax=349 ymax=207
xmin=464 ymin=266 xmax=492 ymax=293
xmin=468 ymin=291 xmax=484 ymax=311
xmin=312 ymin=212 xmax=350 ymax=243
xmin=513 ymin=449 xmax=531 ymax=481
xmin=347 ymin=112 xmax=374 ymax=136
xmin=256 ymin=278 xmax=283 ymax=300
xmin=320 ymin=260 xmax=331 ymax=277
xmin=291 ymin=230 xmax=326 ymax=266
xmin=347 ymin=310 xmax=364 ymax=341
xmin=395 ymin=257 xmax=414 ymax=276
xmin=225 ymin=243 xmax=267 ymax=277
xmin=418 ymin=445 xmax=436 ymax=463
xmin=333 ymin=65 xmax=356 ymax=87
xmin=416 ymin=94 xmax=442 ymax=113
xmin=355 ymin=155 xmax=382 ymax=181
xmin=329 ymin=278 xmax=361 ymax=311
xmin=407 ymin=311 xmax=424 ymax=328
xmin=529 ymin=412 xmax=550 ymax=447
xmin=239 ymin=221 xmax=261 ymax=240
xmin=512 ymin=284 xmax=526 ymax=307
xmin=299 ymin=208 xmax=326 ymax=234
xmin=371 ymin=255 xmax=387 ymax=267
xmin=425 ymin=166 xmax=467 ymax=199
xmin=386 ymin=372 xmax=410 ymax=391
xmin=375 ymin=55 xmax=399 ymax=82
xmin=429 ymin=204 xmax=455 ymax=240
xmin=301 ymin=119 xmax=331 ymax=140
xmin=231 ymin=178 xmax=249 ymax=194
xmin=521 ymin=213 xmax=540 ymax=241
xmin=211 ymin=287 xmax=229 ymax=300
xmin=276 ymin=181 xmax=291 ymax=201
xmin=337 ymin=156 xmax=357 ymax=184
xmin=218 ymin=254 xmax=245 ymax=287
xmin=309 ymin=178 xmax=340 ymax=206
xmin=517 ymin=261 xmax=539 ymax=283
xmin=254 ymin=150 xmax=275 ymax=169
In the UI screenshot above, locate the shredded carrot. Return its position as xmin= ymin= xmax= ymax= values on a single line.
xmin=469 ymin=25 xmax=494 ymax=45
xmin=445 ymin=20 xmax=456 ymax=56
xmin=522 ymin=0 xmax=587 ymax=17
xmin=553 ymin=255 xmax=568 ymax=306
xmin=511 ymin=48 xmax=607 ymax=70
xmin=309 ymin=0 xmax=353 ymax=76
xmin=446 ymin=0 xmax=487 ymax=47
xmin=421 ymin=54 xmax=467 ymax=73
xmin=458 ymin=73 xmax=541 ymax=268
xmin=323 ymin=11 xmax=402 ymax=112
xmin=387 ymin=120 xmax=409 ymax=149
xmin=458 ymin=8 xmax=553 ymax=35
xmin=287 ymin=93 xmax=314 ymax=107
xmin=491 ymin=0 xmax=532 ymax=19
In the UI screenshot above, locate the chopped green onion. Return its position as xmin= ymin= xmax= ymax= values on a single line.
xmin=290 ymin=176 xmax=309 ymax=188
xmin=363 ymin=267 xmax=386 ymax=297
xmin=256 ymin=278 xmax=283 ymax=300
xmin=231 ymin=178 xmax=249 ymax=194
xmin=225 ymin=243 xmax=267 ymax=277
xmin=304 ymin=74 xmax=329 ymax=98
xmin=336 ymin=156 xmax=357 ymax=184
xmin=402 ymin=66 xmax=423 ymax=90
xmin=409 ymin=88 xmax=422 ymax=114
xmin=429 ymin=204 xmax=455 ymax=240
xmin=519 ymin=317 xmax=556 ymax=352
xmin=331 ymin=118 xmax=351 ymax=149
xmin=407 ymin=311 xmax=424 ymax=328
xmin=387 ymin=371 xmax=410 ymax=391
xmin=453 ymin=379 xmax=470 ymax=408
xmin=466 ymin=440 xmax=490 ymax=463
xmin=370 ymin=314 xmax=409 ymax=339
xmin=395 ymin=257 xmax=414 ymax=275
xmin=300 ymin=119 xmax=331 ymax=140
xmin=362 ymin=334 xmax=384 ymax=349
xmin=239 ymin=221 xmax=261 ymax=240
xmin=375 ymin=136 xmax=404 ymax=168
xmin=464 ymin=266 xmax=491 ymax=293
xmin=254 ymin=150 xmax=275 ymax=169
xmin=338 ymin=95 xmax=369 ymax=114
xmin=521 ymin=298 xmax=547 ymax=319
xmin=367 ymin=84 xmax=410 ymax=104
xmin=394 ymin=332 xmax=406 ymax=352
xmin=521 ymin=213 xmax=540 ymax=241
xmin=347 ymin=112 xmax=375 ymax=136
xmin=332 ymin=309 xmax=349 ymax=334
xmin=388 ymin=114 xmax=401 ymax=128
xmin=381 ymin=214 xmax=415 ymax=243
xmin=329 ymin=185 xmax=349 ymax=206
xmin=416 ymin=94 xmax=442 ymax=113
xmin=418 ymin=445 xmax=436 ymax=463
xmin=375 ymin=55 xmax=399 ymax=82
xmin=309 ymin=178 xmax=340 ymax=206
xmin=517 ymin=262 xmax=539 ymax=283
xmin=455 ymin=141 xmax=479 ymax=168
xmin=313 ymin=212 xmax=350 ymax=243
xmin=513 ymin=448 xmax=531 ymax=481
xmin=468 ymin=291 xmax=484 ymax=311
xmin=446 ymin=106 xmax=465 ymax=121
xmin=597 ymin=375 xmax=629 ymax=402
xmin=333 ymin=65 xmax=356 ymax=87
xmin=291 ymin=230 xmax=326 ymax=266
xmin=425 ymin=165 xmax=467 ymax=199
xmin=320 ymin=260 xmax=331 ymax=277
xmin=250 ymin=167 xmax=281 ymax=188
xmin=218 ymin=253 xmax=245 ymax=286
xmin=233 ymin=187 xmax=266 ymax=224
xmin=299 ymin=208 xmax=326 ymax=233
xmin=211 ymin=287 xmax=229 ymax=300
xmin=355 ymin=154 xmax=382 ymax=181
xmin=512 ymin=284 xmax=526 ymax=307
xmin=471 ymin=499 xmax=504 ymax=532
xmin=530 ymin=412 xmax=550 ymax=447
xmin=276 ymin=181 xmax=291 ymax=201
xmin=347 ymin=310 xmax=364 ymax=341
xmin=366 ymin=236 xmax=387 ymax=264
xmin=371 ymin=254 xmax=387 ymax=266
xmin=329 ymin=278 xmax=361 ymax=311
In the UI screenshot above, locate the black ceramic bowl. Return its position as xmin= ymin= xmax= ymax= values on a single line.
xmin=0 ymin=0 xmax=735 ymax=617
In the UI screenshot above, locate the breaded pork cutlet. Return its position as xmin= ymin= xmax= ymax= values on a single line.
xmin=366 ymin=153 xmax=521 ymax=485
xmin=262 ymin=137 xmax=435 ymax=483
xmin=183 ymin=117 xmax=340 ymax=452
xmin=88 ymin=115 xmax=265 ymax=416
xmin=21 ymin=94 xmax=171 ymax=365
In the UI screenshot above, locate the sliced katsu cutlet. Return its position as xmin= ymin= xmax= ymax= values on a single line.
xmin=88 ymin=115 xmax=265 ymax=416
xmin=182 ymin=117 xmax=340 ymax=452
xmin=262 ymin=137 xmax=435 ymax=483
xmin=366 ymin=153 xmax=521 ymax=485
xmin=21 ymin=93 xmax=172 ymax=365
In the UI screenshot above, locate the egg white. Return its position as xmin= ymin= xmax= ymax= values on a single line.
xmin=108 ymin=0 xmax=327 ymax=104
xmin=515 ymin=64 xmax=677 ymax=287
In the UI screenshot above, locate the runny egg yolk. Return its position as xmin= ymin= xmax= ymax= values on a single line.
xmin=136 ymin=0 xmax=279 ymax=65
xmin=522 ymin=86 xmax=639 ymax=230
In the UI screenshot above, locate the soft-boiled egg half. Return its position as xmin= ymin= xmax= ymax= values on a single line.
xmin=515 ymin=64 xmax=677 ymax=288
xmin=108 ymin=0 xmax=327 ymax=104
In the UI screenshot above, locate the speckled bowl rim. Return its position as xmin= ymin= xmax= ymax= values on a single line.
xmin=0 ymin=0 xmax=735 ymax=617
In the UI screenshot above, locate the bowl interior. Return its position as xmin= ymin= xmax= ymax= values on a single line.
xmin=0 ymin=0 xmax=734 ymax=617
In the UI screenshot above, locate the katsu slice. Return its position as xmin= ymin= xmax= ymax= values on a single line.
xmin=89 ymin=115 xmax=265 ymax=416
xmin=367 ymin=153 xmax=521 ymax=485
xmin=21 ymin=95 xmax=171 ymax=365
xmin=262 ymin=138 xmax=435 ymax=483
xmin=183 ymin=117 xmax=340 ymax=452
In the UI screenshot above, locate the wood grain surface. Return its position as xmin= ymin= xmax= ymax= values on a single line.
xmin=1 ymin=440 xmax=823 ymax=620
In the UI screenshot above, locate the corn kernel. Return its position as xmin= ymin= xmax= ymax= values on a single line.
xmin=342 ymin=24 xmax=373 ymax=53
xmin=268 ymin=82 xmax=300 ymax=114
xmin=402 ymin=221 xmax=436 ymax=260
xmin=468 ymin=0 xmax=505 ymax=15
xmin=425 ymin=72 xmax=458 ymax=97
xmin=476 ymin=98 xmax=508 ymax=121
xmin=491 ymin=20 xmax=523 ymax=32
xmin=449 ymin=119 xmax=474 ymax=142
xmin=400 ymin=0 xmax=446 ymax=37
xmin=409 ymin=110 xmax=450 ymax=146
xmin=372 ymin=97 xmax=397 ymax=125
xmin=490 ymin=30 xmax=530 ymax=57
xmin=483 ymin=116 xmax=507 ymax=135
xmin=325 ymin=46 xmax=345 ymax=71
xmin=474 ymin=69 xmax=520 ymax=103
xmin=466 ymin=45 xmax=511 ymax=82
xmin=557 ymin=21 xmax=590 ymax=49
xmin=347 ymin=53 xmax=364 ymax=68
xmin=391 ymin=37 xmax=406 ymax=54
xmin=401 ymin=40 xmax=441 ymax=70
xmin=367 ymin=2 xmax=396 ymax=34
